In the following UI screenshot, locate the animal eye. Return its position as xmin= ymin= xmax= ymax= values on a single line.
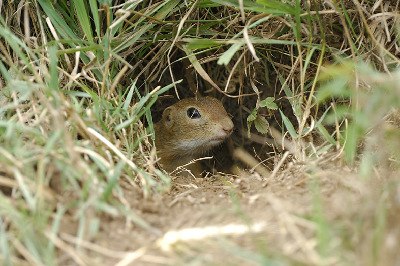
xmin=187 ymin=107 xmax=201 ymax=119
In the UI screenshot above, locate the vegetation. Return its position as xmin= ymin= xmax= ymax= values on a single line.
xmin=0 ymin=0 xmax=399 ymax=265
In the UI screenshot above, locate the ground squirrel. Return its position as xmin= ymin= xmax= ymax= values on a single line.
xmin=154 ymin=97 xmax=234 ymax=176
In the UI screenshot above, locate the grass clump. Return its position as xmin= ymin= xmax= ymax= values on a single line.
xmin=1 ymin=0 xmax=400 ymax=265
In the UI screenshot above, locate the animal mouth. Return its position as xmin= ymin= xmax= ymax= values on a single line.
xmin=214 ymin=130 xmax=232 ymax=141
xmin=209 ymin=136 xmax=227 ymax=144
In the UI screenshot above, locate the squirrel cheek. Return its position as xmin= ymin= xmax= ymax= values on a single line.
xmin=175 ymin=138 xmax=206 ymax=154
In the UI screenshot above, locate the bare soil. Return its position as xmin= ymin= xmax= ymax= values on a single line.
xmin=56 ymin=154 xmax=397 ymax=266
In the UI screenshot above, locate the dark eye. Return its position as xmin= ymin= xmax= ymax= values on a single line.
xmin=187 ymin=107 xmax=201 ymax=119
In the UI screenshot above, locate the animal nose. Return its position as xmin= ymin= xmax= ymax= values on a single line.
xmin=222 ymin=119 xmax=234 ymax=135
xmin=223 ymin=125 xmax=233 ymax=135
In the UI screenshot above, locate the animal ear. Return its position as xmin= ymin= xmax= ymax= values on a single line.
xmin=162 ymin=106 xmax=174 ymax=128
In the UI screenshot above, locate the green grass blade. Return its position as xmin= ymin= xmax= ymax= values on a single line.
xmin=280 ymin=109 xmax=299 ymax=138
xmin=37 ymin=0 xmax=80 ymax=41
xmin=88 ymin=0 xmax=100 ymax=37
xmin=218 ymin=42 xmax=244 ymax=66
xmin=73 ymin=0 xmax=94 ymax=42
xmin=211 ymin=0 xmax=297 ymax=15
xmin=48 ymin=46 xmax=59 ymax=91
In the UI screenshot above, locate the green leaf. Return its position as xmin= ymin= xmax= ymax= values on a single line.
xmin=254 ymin=116 xmax=269 ymax=134
xmin=246 ymin=108 xmax=258 ymax=137
xmin=247 ymin=108 xmax=257 ymax=123
xmin=259 ymin=97 xmax=278 ymax=109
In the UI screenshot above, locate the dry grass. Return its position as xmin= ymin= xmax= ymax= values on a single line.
xmin=0 ymin=0 xmax=400 ymax=265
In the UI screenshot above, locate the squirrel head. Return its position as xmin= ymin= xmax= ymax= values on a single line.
xmin=156 ymin=97 xmax=234 ymax=157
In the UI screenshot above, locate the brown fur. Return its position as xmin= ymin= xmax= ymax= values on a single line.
xmin=154 ymin=97 xmax=233 ymax=175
